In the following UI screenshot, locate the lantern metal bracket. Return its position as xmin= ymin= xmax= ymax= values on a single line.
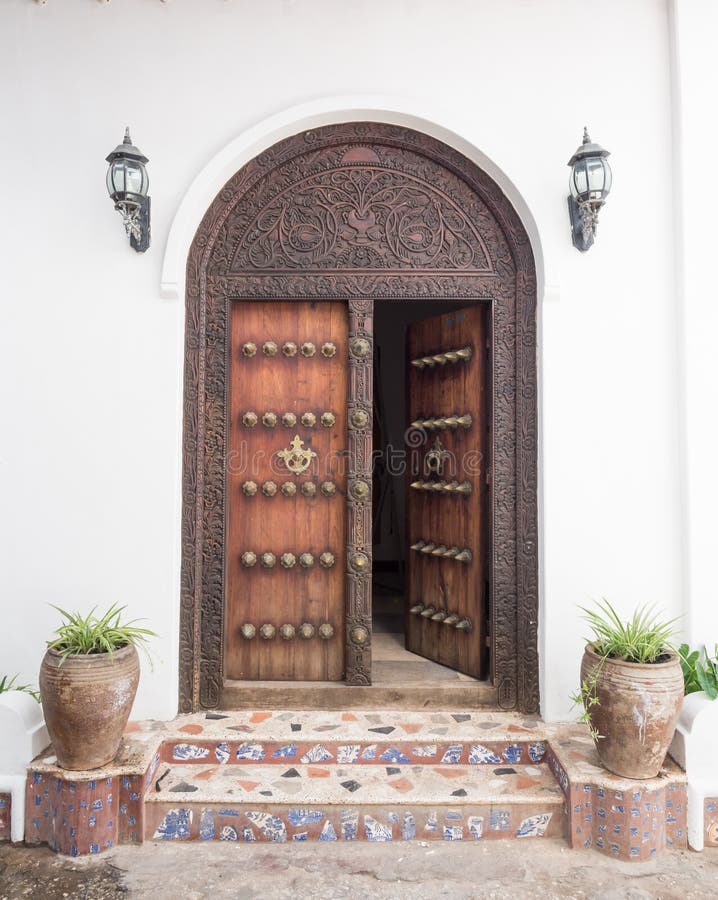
xmin=567 ymin=195 xmax=598 ymax=253
xmin=115 ymin=196 xmax=151 ymax=253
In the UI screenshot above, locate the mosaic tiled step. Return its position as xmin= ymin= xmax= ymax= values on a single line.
xmin=145 ymin=763 xmax=564 ymax=844
xmin=162 ymin=739 xmax=548 ymax=768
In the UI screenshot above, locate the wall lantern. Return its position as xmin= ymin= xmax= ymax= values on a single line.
xmin=567 ymin=128 xmax=612 ymax=252
xmin=105 ymin=128 xmax=150 ymax=253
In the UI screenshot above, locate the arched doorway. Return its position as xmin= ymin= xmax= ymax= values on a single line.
xmin=179 ymin=122 xmax=538 ymax=713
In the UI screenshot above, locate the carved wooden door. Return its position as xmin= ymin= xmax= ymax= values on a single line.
xmin=225 ymin=301 xmax=348 ymax=681
xmin=406 ymin=304 xmax=489 ymax=678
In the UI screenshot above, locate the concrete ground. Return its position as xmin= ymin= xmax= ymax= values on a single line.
xmin=1 ymin=840 xmax=718 ymax=900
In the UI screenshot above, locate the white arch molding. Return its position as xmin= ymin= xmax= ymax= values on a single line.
xmin=163 ymin=96 xmax=549 ymax=715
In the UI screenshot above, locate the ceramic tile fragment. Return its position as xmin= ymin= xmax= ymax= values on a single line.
xmin=272 ymin=744 xmax=298 ymax=759
xmin=153 ymin=808 xmax=192 ymax=840
xmin=320 ymin=820 xmax=337 ymax=841
xmin=425 ymin=812 xmax=438 ymax=831
xmin=389 ymin=777 xmax=414 ymax=794
xmin=469 ymin=744 xmax=501 ymax=765
xmin=528 ymin=742 xmax=547 ymax=763
xmin=468 ymin=816 xmax=484 ymax=840
xmin=364 ymin=815 xmax=392 ymax=841
xmin=199 ymin=810 xmax=215 ymax=840
xmin=444 ymin=825 xmax=464 ymax=840
xmin=502 ymin=744 xmax=523 ymax=764
xmin=288 ymin=809 xmax=324 ymax=826
xmin=337 ymin=745 xmax=360 ymax=764
xmin=402 ymin=812 xmax=416 ymax=841
xmin=220 ymin=825 xmax=238 ymax=841
xmin=301 ymin=745 xmax=333 ymax=764
xmin=250 ymin=713 xmax=272 ymax=724
xmin=490 ymin=809 xmax=511 ymax=831
xmin=517 ymin=813 xmax=552 ymax=838
xmin=245 ymin=811 xmax=287 ymax=842
xmin=441 ymin=745 xmax=464 ymax=764
xmin=293 ymin=832 xmax=308 ymax=841
xmin=214 ymin=743 xmax=230 ymax=764
xmin=172 ymin=744 xmax=210 ymax=761
xmin=412 ymin=745 xmax=438 ymax=758
xmin=236 ymin=743 xmax=266 ymax=761
xmin=341 ymin=810 xmax=358 ymax=840
xmin=179 ymin=724 xmax=204 ymax=735
xmin=380 ymin=747 xmax=411 ymax=764
xmin=361 ymin=745 xmax=377 ymax=760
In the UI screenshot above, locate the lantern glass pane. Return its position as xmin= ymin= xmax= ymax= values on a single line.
xmin=602 ymin=161 xmax=612 ymax=195
xmin=106 ymin=165 xmax=116 ymax=198
xmin=570 ymin=160 xmax=588 ymax=199
xmin=123 ymin=160 xmax=147 ymax=197
xmin=586 ymin=157 xmax=606 ymax=194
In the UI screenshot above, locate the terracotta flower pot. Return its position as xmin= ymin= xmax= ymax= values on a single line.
xmin=580 ymin=644 xmax=684 ymax=779
xmin=39 ymin=644 xmax=139 ymax=770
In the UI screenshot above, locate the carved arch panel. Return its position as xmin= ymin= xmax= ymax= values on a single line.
xmin=180 ymin=123 xmax=539 ymax=712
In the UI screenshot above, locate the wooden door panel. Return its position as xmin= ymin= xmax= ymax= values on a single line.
xmin=226 ymin=301 xmax=348 ymax=681
xmin=406 ymin=304 xmax=488 ymax=678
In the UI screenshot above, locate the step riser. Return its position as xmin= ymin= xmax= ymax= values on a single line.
xmin=162 ymin=740 xmax=548 ymax=768
xmin=145 ymin=802 xmax=564 ymax=844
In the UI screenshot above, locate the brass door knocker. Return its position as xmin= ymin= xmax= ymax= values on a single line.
xmin=424 ymin=437 xmax=450 ymax=476
xmin=277 ymin=434 xmax=317 ymax=474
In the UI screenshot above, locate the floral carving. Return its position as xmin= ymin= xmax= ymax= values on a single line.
xmin=231 ymin=167 xmax=494 ymax=273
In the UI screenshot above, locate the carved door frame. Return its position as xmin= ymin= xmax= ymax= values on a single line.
xmin=179 ymin=123 xmax=539 ymax=713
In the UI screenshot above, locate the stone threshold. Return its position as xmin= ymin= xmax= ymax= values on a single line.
xmin=24 ymin=710 xmax=686 ymax=861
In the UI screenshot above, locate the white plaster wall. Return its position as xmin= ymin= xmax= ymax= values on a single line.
xmin=0 ymin=0 xmax=684 ymax=721
xmin=670 ymin=0 xmax=718 ymax=650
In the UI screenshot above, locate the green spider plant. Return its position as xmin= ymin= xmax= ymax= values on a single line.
xmin=47 ymin=603 xmax=157 ymax=662
xmin=580 ymin=598 xmax=678 ymax=663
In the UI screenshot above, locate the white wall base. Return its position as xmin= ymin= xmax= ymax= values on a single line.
xmin=669 ymin=691 xmax=718 ymax=851
xmin=0 ymin=691 xmax=50 ymax=844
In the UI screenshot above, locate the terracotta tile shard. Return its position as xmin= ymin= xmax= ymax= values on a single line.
xmin=515 ymin=777 xmax=542 ymax=790
xmin=124 ymin=722 xmax=141 ymax=734
xmin=238 ymin=780 xmax=260 ymax=792
xmin=507 ymin=724 xmax=531 ymax=733
xmin=389 ymin=777 xmax=414 ymax=794
xmin=250 ymin=712 xmax=273 ymax=724
xmin=308 ymin=767 xmax=331 ymax=778
xmin=433 ymin=767 xmax=469 ymax=779
xmin=193 ymin=768 xmax=221 ymax=781
xmin=341 ymin=713 xmax=358 ymax=721
xmin=400 ymin=723 xmax=423 ymax=734
xmin=179 ymin=724 xmax=204 ymax=735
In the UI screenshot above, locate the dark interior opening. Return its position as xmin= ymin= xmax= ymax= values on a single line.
xmin=371 ymin=299 xmax=476 ymax=679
